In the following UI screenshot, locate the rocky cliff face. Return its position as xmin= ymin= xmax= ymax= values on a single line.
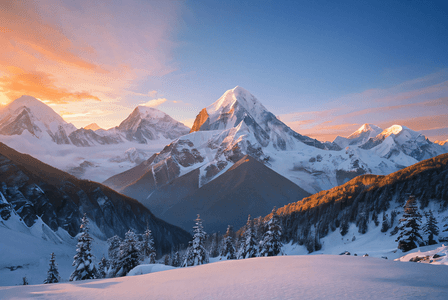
xmin=0 ymin=143 xmax=191 ymax=254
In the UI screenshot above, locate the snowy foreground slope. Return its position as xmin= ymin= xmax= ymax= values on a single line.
xmin=2 ymin=256 xmax=448 ymax=300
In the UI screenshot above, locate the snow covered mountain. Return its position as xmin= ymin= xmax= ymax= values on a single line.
xmin=0 ymin=96 xmax=190 ymax=182
xmin=0 ymin=95 xmax=76 ymax=144
xmin=333 ymin=123 xmax=383 ymax=148
xmin=0 ymin=142 xmax=191 ymax=252
xmin=360 ymin=125 xmax=446 ymax=162
xmin=117 ymin=106 xmax=190 ymax=144
xmin=104 ymin=87 xmax=448 ymax=232
xmin=0 ymin=96 xmax=189 ymax=147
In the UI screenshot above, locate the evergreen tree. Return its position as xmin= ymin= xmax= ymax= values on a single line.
xmin=44 ymin=252 xmax=60 ymax=284
xmin=372 ymin=211 xmax=379 ymax=226
xmin=238 ymin=215 xmax=258 ymax=259
xmin=423 ymin=210 xmax=439 ymax=245
xmin=339 ymin=219 xmax=349 ymax=236
xmin=381 ymin=212 xmax=390 ymax=232
xmin=259 ymin=207 xmax=283 ymax=257
xmin=357 ymin=212 xmax=368 ymax=234
xmin=140 ymin=228 xmax=156 ymax=263
xmin=106 ymin=235 xmax=121 ymax=276
xmin=209 ymin=233 xmax=220 ymax=258
xmin=115 ymin=230 xmax=141 ymax=276
xmin=182 ymin=215 xmax=208 ymax=266
xmin=172 ymin=251 xmax=181 ymax=267
xmin=395 ymin=196 xmax=423 ymax=252
xmin=221 ymin=225 xmax=236 ymax=259
xmin=164 ymin=254 xmax=170 ymax=265
xmin=97 ymin=256 xmax=108 ymax=279
xmin=70 ymin=214 xmax=99 ymax=281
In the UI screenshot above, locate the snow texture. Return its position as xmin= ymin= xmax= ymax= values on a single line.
xmin=1 ymin=255 xmax=448 ymax=299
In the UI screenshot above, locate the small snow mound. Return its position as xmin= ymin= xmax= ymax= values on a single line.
xmin=127 ymin=264 xmax=176 ymax=276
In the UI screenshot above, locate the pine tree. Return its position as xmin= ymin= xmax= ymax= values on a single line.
xmin=172 ymin=251 xmax=181 ymax=267
xmin=395 ymin=196 xmax=423 ymax=252
xmin=238 ymin=215 xmax=258 ymax=259
xmin=339 ymin=219 xmax=349 ymax=236
xmin=209 ymin=233 xmax=220 ymax=258
xmin=381 ymin=212 xmax=390 ymax=232
xmin=259 ymin=207 xmax=283 ymax=257
xmin=70 ymin=214 xmax=99 ymax=281
xmin=140 ymin=228 xmax=156 ymax=263
xmin=115 ymin=230 xmax=141 ymax=276
xmin=98 ymin=256 xmax=108 ymax=279
xmin=182 ymin=215 xmax=208 ymax=267
xmin=357 ymin=212 xmax=368 ymax=234
xmin=44 ymin=252 xmax=60 ymax=284
xmin=164 ymin=254 xmax=170 ymax=265
xmin=423 ymin=210 xmax=439 ymax=245
xmin=106 ymin=235 xmax=121 ymax=276
xmin=221 ymin=225 xmax=236 ymax=259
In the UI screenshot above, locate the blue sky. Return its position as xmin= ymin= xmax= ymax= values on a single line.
xmin=1 ymin=0 xmax=447 ymax=141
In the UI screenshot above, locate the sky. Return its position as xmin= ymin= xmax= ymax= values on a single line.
xmin=0 ymin=0 xmax=447 ymax=142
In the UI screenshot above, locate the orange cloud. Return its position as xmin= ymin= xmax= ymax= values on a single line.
xmin=378 ymin=114 xmax=448 ymax=133
xmin=0 ymin=71 xmax=100 ymax=103
xmin=0 ymin=0 xmax=183 ymax=112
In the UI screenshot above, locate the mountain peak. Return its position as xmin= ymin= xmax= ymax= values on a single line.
xmin=135 ymin=106 xmax=167 ymax=119
xmin=84 ymin=123 xmax=101 ymax=131
xmin=381 ymin=124 xmax=409 ymax=138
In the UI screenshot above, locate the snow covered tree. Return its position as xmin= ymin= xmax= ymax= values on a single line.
xmin=423 ymin=210 xmax=439 ymax=245
xmin=44 ymin=252 xmax=60 ymax=284
xmin=381 ymin=212 xmax=390 ymax=232
xmin=140 ymin=228 xmax=156 ymax=263
xmin=164 ymin=254 xmax=170 ymax=265
xmin=238 ymin=215 xmax=258 ymax=259
xmin=172 ymin=251 xmax=181 ymax=267
xmin=115 ymin=229 xmax=141 ymax=276
xmin=69 ymin=214 xmax=99 ymax=281
xmin=259 ymin=207 xmax=283 ymax=257
xmin=209 ymin=233 xmax=220 ymax=258
xmin=395 ymin=196 xmax=423 ymax=252
xmin=106 ymin=235 xmax=121 ymax=276
xmin=97 ymin=256 xmax=108 ymax=279
xmin=221 ymin=225 xmax=236 ymax=259
xmin=182 ymin=215 xmax=208 ymax=267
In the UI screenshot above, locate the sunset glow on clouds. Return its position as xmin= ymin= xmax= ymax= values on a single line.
xmin=0 ymin=0 xmax=183 ymax=128
xmin=280 ymin=72 xmax=448 ymax=142
xmin=0 ymin=1 xmax=447 ymax=141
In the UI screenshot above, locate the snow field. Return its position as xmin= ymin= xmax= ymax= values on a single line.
xmin=1 ymin=255 xmax=448 ymax=299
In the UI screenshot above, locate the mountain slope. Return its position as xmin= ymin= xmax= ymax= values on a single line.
xmin=142 ymin=155 xmax=311 ymax=232
xmin=253 ymin=153 xmax=448 ymax=251
xmin=0 ymin=142 xmax=191 ymax=253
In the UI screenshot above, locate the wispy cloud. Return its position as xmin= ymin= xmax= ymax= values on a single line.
xmin=0 ymin=0 xmax=183 ymax=106
xmin=281 ymin=72 xmax=448 ymax=142
xmin=141 ymin=98 xmax=168 ymax=108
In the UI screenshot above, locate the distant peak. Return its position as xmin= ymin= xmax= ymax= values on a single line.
xmin=134 ymin=106 xmax=167 ymax=119
xmin=84 ymin=123 xmax=101 ymax=131
xmin=358 ymin=123 xmax=378 ymax=132
xmin=382 ymin=125 xmax=405 ymax=136
xmin=347 ymin=123 xmax=382 ymax=140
